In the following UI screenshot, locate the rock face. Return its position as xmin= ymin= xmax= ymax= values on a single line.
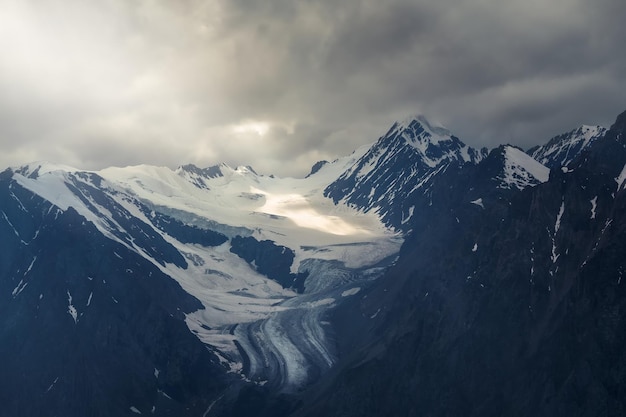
xmin=324 ymin=115 xmax=487 ymax=231
xmin=230 ymin=236 xmax=308 ymax=292
xmin=528 ymin=125 xmax=607 ymax=169
xmin=294 ymin=110 xmax=626 ymax=417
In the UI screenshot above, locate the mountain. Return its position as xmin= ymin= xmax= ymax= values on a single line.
xmin=294 ymin=110 xmax=626 ymax=417
xmin=527 ymin=125 xmax=607 ymax=169
xmin=0 ymin=151 xmax=402 ymax=415
xmin=481 ymin=144 xmax=549 ymax=190
xmin=324 ymin=115 xmax=487 ymax=230
xmin=0 ymin=170 xmax=230 ymax=416
xmin=1 ymin=110 xmax=625 ymax=416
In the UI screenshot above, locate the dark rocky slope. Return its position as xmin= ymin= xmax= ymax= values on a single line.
xmin=0 ymin=176 xmax=232 ymax=417
xmin=294 ymin=110 xmax=626 ymax=417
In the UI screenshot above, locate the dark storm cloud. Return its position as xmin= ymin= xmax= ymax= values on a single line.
xmin=0 ymin=0 xmax=624 ymax=176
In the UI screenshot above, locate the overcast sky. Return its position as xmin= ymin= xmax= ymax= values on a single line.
xmin=0 ymin=0 xmax=624 ymax=177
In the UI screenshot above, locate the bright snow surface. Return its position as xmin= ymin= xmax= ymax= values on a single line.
xmin=500 ymin=146 xmax=549 ymax=190
xmin=12 ymin=158 xmax=401 ymax=391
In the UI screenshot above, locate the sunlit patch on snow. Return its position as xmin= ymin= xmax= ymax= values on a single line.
xmin=252 ymin=187 xmax=369 ymax=236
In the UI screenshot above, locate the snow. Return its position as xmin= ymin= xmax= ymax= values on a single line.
xmin=395 ymin=114 xmax=452 ymax=145
xmin=470 ymin=198 xmax=484 ymax=209
xmin=401 ymin=206 xmax=415 ymax=224
xmin=551 ymin=237 xmax=559 ymax=264
xmin=341 ymin=287 xmax=361 ymax=297
xmin=307 ymin=298 xmax=335 ymax=308
xmin=67 ymin=291 xmax=78 ymax=323
xmin=251 ymin=187 xmax=367 ymax=236
xmin=45 ymin=377 xmax=59 ymax=393
xmin=25 ymin=256 xmax=37 ymax=275
xmin=12 ymin=280 xmax=28 ymax=297
xmin=1 ymin=210 xmax=26 ymax=243
xmin=555 ymin=201 xmax=565 ymax=234
xmin=590 ymin=197 xmax=598 ymax=220
xmin=203 ymin=395 xmax=225 ymax=417
xmin=616 ymin=163 xmax=626 ymax=192
xmin=98 ymin=162 xmax=396 ymax=253
xmin=531 ymin=125 xmax=606 ymax=167
xmin=500 ymin=146 xmax=549 ymax=190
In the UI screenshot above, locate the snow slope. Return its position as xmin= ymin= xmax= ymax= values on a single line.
xmin=499 ymin=146 xmax=550 ymax=190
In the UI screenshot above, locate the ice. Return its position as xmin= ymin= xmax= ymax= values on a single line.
xmin=472 ymin=243 xmax=478 ymax=252
xmin=130 ymin=406 xmax=141 ymax=414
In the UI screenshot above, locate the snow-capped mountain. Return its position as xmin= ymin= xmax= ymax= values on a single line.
xmin=324 ymin=115 xmax=487 ymax=230
xmin=6 ymin=157 xmax=401 ymax=391
xmin=296 ymin=110 xmax=626 ymax=417
xmin=479 ymin=145 xmax=550 ymax=190
xmin=3 ymin=110 xmax=626 ymax=417
xmin=527 ymin=125 xmax=607 ymax=169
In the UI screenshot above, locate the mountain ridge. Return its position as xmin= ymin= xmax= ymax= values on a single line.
xmin=1 ymin=110 xmax=623 ymax=416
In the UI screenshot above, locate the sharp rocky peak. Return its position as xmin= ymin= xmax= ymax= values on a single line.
xmin=377 ymin=114 xmax=486 ymax=168
xmin=527 ymin=124 xmax=607 ymax=169
xmin=324 ymin=115 xmax=487 ymax=230
xmin=393 ymin=114 xmax=452 ymax=138
xmin=177 ymin=163 xmax=226 ymax=179
xmin=492 ymin=145 xmax=549 ymax=190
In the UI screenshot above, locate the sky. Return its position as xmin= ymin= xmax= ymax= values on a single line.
xmin=0 ymin=0 xmax=624 ymax=177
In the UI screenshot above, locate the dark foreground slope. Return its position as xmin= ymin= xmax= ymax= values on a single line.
xmin=295 ymin=110 xmax=626 ymax=417
xmin=0 ymin=175 xmax=231 ymax=417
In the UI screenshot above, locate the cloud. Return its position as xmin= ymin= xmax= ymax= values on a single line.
xmin=0 ymin=0 xmax=624 ymax=176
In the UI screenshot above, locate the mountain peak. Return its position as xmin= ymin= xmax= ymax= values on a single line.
xmin=324 ymin=114 xmax=487 ymax=229
xmin=12 ymin=161 xmax=80 ymax=179
xmin=527 ymin=125 xmax=607 ymax=169
xmin=389 ymin=114 xmax=452 ymax=143
xmin=499 ymin=145 xmax=549 ymax=190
